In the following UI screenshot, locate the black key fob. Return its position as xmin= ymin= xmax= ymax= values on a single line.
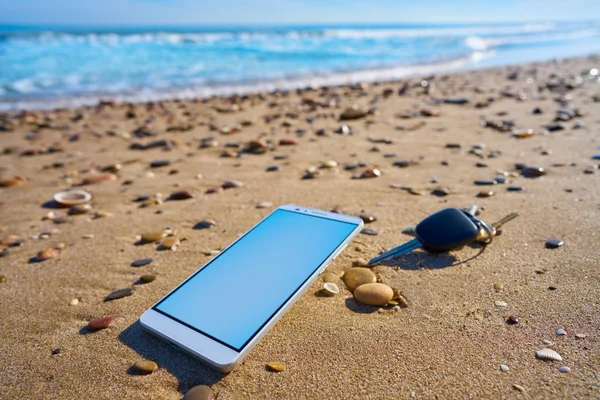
xmin=415 ymin=208 xmax=479 ymax=253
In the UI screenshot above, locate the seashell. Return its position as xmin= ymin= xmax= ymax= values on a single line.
xmin=321 ymin=282 xmax=339 ymax=296
xmin=512 ymin=129 xmax=535 ymax=139
xmin=556 ymin=328 xmax=567 ymax=336
xmin=575 ymin=333 xmax=586 ymax=339
xmin=494 ymin=301 xmax=508 ymax=307
xmin=161 ymin=236 xmax=180 ymax=251
xmin=500 ymin=364 xmax=510 ymax=372
xmin=68 ymin=204 xmax=92 ymax=215
xmin=53 ymin=189 xmax=92 ymax=206
xmin=536 ymin=348 xmax=562 ymax=361
xmin=140 ymin=231 xmax=167 ymax=243
xmin=360 ymin=168 xmax=381 ymax=179
xmin=0 ymin=176 xmax=27 ymax=187
xmin=82 ymin=173 xmax=117 ymax=185
xmin=266 ymin=362 xmax=285 ymax=372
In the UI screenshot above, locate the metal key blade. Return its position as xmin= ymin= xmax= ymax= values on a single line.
xmin=369 ymin=238 xmax=422 ymax=265
xmin=491 ymin=211 xmax=520 ymax=229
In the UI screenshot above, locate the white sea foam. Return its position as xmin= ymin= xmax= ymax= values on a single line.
xmin=465 ymin=28 xmax=599 ymax=50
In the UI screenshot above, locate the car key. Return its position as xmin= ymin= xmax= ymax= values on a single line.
xmin=370 ymin=208 xmax=492 ymax=265
xmin=400 ymin=205 xmax=481 ymax=238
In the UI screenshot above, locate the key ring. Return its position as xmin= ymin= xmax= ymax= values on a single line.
xmin=462 ymin=211 xmax=494 ymax=245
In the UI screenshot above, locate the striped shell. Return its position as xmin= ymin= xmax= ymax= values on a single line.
xmin=536 ymin=348 xmax=562 ymax=361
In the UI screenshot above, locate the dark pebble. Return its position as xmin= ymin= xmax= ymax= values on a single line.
xmin=505 ymin=316 xmax=519 ymax=325
xmin=360 ymin=214 xmax=377 ymax=224
xmin=521 ymin=166 xmax=546 ymax=178
xmin=266 ymin=165 xmax=281 ymax=172
xmin=361 ymin=228 xmax=379 ymax=236
xmin=545 ymin=239 xmax=564 ymax=249
xmin=150 ymin=160 xmax=171 ymax=168
xmin=445 ymin=143 xmax=461 ymax=149
xmin=134 ymin=195 xmax=150 ymax=202
xmin=477 ymin=190 xmax=495 ymax=198
xmin=431 ymin=186 xmax=450 ymax=197
xmin=507 ymin=186 xmax=524 ymax=192
xmin=475 ymin=162 xmax=488 ymax=168
xmin=495 ymin=177 xmax=508 ymax=184
xmin=548 ymin=286 xmax=557 ymax=291
xmin=131 ymin=258 xmax=153 ymax=267
xmin=183 ymin=385 xmax=213 ymax=400
xmin=105 ymin=288 xmax=134 ymax=302
xmin=51 ymin=348 xmax=61 ymax=355
xmin=474 ymin=179 xmax=497 ymax=186
xmin=393 ymin=160 xmax=419 ymax=168
xmin=169 ymin=190 xmax=195 ymax=200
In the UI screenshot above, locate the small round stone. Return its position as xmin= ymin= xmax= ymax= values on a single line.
xmin=559 ymin=366 xmax=571 ymax=373
xmin=140 ymin=231 xmax=167 ymax=243
xmin=494 ymin=283 xmax=504 ymax=291
xmin=131 ymin=258 xmax=153 ymax=267
xmin=545 ymin=239 xmax=564 ymax=249
xmin=478 ymin=190 xmax=495 ymax=198
xmin=69 ymin=298 xmax=79 ymax=306
xmin=183 ymin=385 xmax=213 ymax=400
xmin=87 ymin=316 xmax=116 ymax=331
xmin=353 ymin=283 xmax=394 ymax=306
xmin=133 ymin=360 xmax=158 ymax=374
xmin=266 ymin=361 xmax=285 ymax=372
xmin=0 ymin=275 xmax=6 ymax=284
xmin=343 ymin=268 xmax=377 ymax=292
xmin=140 ymin=274 xmax=156 ymax=284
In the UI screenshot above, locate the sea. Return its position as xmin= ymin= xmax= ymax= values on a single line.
xmin=0 ymin=21 xmax=599 ymax=110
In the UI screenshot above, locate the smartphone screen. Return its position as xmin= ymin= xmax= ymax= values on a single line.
xmin=153 ymin=209 xmax=358 ymax=351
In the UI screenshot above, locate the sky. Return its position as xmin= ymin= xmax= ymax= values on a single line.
xmin=0 ymin=0 xmax=599 ymax=26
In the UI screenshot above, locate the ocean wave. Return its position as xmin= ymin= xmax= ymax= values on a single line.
xmin=465 ymin=28 xmax=600 ymax=50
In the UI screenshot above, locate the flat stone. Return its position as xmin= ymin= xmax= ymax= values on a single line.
xmin=87 ymin=316 xmax=116 ymax=330
xmin=266 ymin=361 xmax=285 ymax=372
xmin=256 ymin=202 xmax=273 ymax=209
xmin=431 ymin=186 xmax=450 ymax=196
xmin=474 ymin=179 xmax=497 ymax=186
xmin=343 ymin=268 xmax=377 ymax=291
xmin=105 ymin=288 xmax=133 ymax=302
xmin=494 ymin=301 xmax=508 ymax=307
xmin=222 ymin=180 xmax=243 ymax=189
xmin=183 ymin=385 xmax=213 ymax=400
xmin=478 ymin=190 xmax=495 ymax=198
xmin=150 ymin=160 xmax=171 ymax=168
xmin=522 ymin=166 xmax=546 ymax=177
xmin=36 ymin=248 xmax=60 ymax=261
xmin=133 ymin=360 xmax=158 ymax=374
xmin=82 ymin=173 xmax=117 ymax=185
xmin=559 ymin=366 xmax=571 ymax=373
xmin=140 ymin=274 xmax=156 ymax=284
xmin=169 ymin=190 xmax=194 ymax=200
xmin=266 ymin=165 xmax=281 ymax=172
xmin=360 ymin=228 xmax=378 ymax=236
xmin=353 ymin=283 xmax=394 ymax=306
xmin=131 ymin=258 xmax=153 ymax=267
xmin=279 ymin=138 xmax=300 ymax=146
xmin=195 ymin=220 xmax=216 ymax=229
xmin=140 ymin=231 xmax=167 ymax=243
xmin=507 ymin=186 xmax=524 ymax=192
xmin=545 ymin=239 xmax=564 ymax=249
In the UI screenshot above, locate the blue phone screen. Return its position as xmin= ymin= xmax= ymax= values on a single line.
xmin=154 ymin=209 xmax=358 ymax=351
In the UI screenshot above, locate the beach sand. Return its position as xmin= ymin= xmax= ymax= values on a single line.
xmin=0 ymin=55 xmax=599 ymax=399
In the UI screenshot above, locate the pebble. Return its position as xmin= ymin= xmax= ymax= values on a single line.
xmin=353 ymin=283 xmax=394 ymax=306
xmin=266 ymin=165 xmax=281 ymax=172
xmin=352 ymin=258 xmax=370 ymax=268
xmin=140 ymin=231 xmax=167 ymax=243
xmin=575 ymin=333 xmax=587 ymax=339
xmin=36 ymin=248 xmax=60 ymax=261
xmin=322 ymin=272 xmax=341 ymax=284
xmin=505 ymin=315 xmax=519 ymax=325
xmin=360 ymin=228 xmax=378 ymax=236
xmin=360 ymin=168 xmax=382 ymax=179
xmin=183 ymin=385 xmax=213 ymax=400
xmin=494 ymin=283 xmax=504 ymax=291
xmin=195 ymin=220 xmax=216 ymax=229
xmin=545 ymin=238 xmax=563 ymax=249
xmin=222 ymin=180 xmax=243 ymax=189
xmin=507 ymin=186 xmax=524 ymax=192
xmin=150 ymin=160 xmax=171 ymax=168
xmin=322 ymin=160 xmax=338 ymax=169
xmin=105 ymin=288 xmax=134 ymax=302
xmin=82 ymin=173 xmax=117 ymax=185
xmin=359 ymin=214 xmax=376 ymax=223
xmin=340 ymin=105 xmax=368 ymax=120
xmin=322 ymin=282 xmax=340 ymax=296
xmin=474 ymin=179 xmax=497 ymax=186
xmin=477 ymin=190 xmax=494 ymax=198
xmin=169 ymin=190 xmax=194 ymax=200
xmin=559 ymin=366 xmax=571 ymax=373
xmin=556 ymin=328 xmax=567 ymax=336
xmin=87 ymin=316 xmax=116 ymax=330
xmin=393 ymin=160 xmax=419 ymax=168
xmin=536 ymin=348 xmax=562 ymax=361
xmin=0 ymin=176 xmax=27 ymax=187
xmin=279 ymin=138 xmax=299 ymax=146
xmin=161 ymin=237 xmax=180 ymax=251
xmin=131 ymin=258 xmax=153 ymax=267
xmin=521 ymin=166 xmax=546 ymax=177
xmin=500 ymin=364 xmax=510 ymax=372
xmin=133 ymin=360 xmax=158 ymax=374
xmin=494 ymin=301 xmax=508 ymax=307
xmin=0 ymin=275 xmax=6 ymax=283
xmin=513 ymin=384 xmax=525 ymax=392
xmin=543 ymin=340 xmax=553 ymax=346
xmin=256 ymin=202 xmax=273 ymax=209
xmin=266 ymin=362 xmax=285 ymax=372
xmin=68 ymin=204 xmax=92 ymax=215
xmin=431 ymin=186 xmax=450 ymax=196
xmin=140 ymin=274 xmax=156 ymax=284
xmin=343 ymin=268 xmax=377 ymax=291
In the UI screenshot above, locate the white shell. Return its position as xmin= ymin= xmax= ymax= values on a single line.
xmin=543 ymin=339 xmax=554 ymax=346
xmin=322 ymin=282 xmax=340 ymax=295
xmin=536 ymin=348 xmax=562 ymax=361
xmin=559 ymin=366 xmax=571 ymax=373
xmin=53 ymin=189 xmax=92 ymax=206
xmin=556 ymin=328 xmax=567 ymax=336
xmin=500 ymin=364 xmax=510 ymax=372
xmin=494 ymin=301 xmax=508 ymax=307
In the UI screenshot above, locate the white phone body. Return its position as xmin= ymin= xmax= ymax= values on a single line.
xmin=140 ymin=204 xmax=363 ymax=372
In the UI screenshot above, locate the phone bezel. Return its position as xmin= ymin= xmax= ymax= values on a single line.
xmin=140 ymin=204 xmax=364 ymax=372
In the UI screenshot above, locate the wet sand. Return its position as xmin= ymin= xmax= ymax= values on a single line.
xmin=0 ymin=55 xmax=599 ymax=399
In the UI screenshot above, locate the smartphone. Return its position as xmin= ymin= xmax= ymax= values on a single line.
xmin=140 ymin=205 xmax=363 ymax=371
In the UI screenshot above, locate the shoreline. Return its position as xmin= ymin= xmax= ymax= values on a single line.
xmin=1 ymin=52 xmax=598 ymax=113
xmin=0 ymin=54 xmax=599 ymax=399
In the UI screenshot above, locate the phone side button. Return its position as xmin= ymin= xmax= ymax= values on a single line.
xmin=332 ymin=243 xmax=348 ymax=260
